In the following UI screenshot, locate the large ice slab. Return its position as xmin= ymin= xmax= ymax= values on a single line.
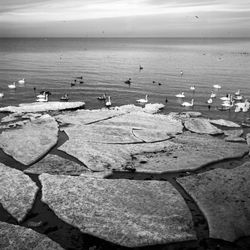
xmin=40 ymin=173 xmax=196 ymax=247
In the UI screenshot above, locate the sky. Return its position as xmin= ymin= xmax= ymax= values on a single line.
xmin=0 ymin=0 xmax=250 ymax=37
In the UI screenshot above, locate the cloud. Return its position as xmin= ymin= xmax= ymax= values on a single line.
xmin=144 ymin=0 xmax=216 ymax=7
xmin=0 ymin=0 xmax=222 ymax=23
xmin=0 ymin=0 xmax=250 ymax=37
xmin=0 ymin=0 xmax=50 ymax=13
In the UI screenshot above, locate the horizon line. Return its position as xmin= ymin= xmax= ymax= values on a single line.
xmin=1 ymin=36 xmax=250 ymax=39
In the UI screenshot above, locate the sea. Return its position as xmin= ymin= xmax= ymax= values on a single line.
xmin=0 ymin=37 xmax=250 ymax=122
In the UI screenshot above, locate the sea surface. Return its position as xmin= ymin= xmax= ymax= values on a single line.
xmin=0 ymin=37 xmax=250 ymax=122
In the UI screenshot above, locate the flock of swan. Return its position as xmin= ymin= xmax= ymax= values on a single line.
xmin=1 ymin=76 xmax=249 ymax=114
xmin=96 ymin=94 xmax=148 ymax=107
xmin=8 ymin=79 xmax=25 ymax=89
xmin=175 ymin=83 xmax=250 ymax=113
xmin=0 ymin=79 xmax=25 ymax=98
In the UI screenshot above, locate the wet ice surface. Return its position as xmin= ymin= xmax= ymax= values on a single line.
xmin=0 ymin=104 xmax=250 ymax=249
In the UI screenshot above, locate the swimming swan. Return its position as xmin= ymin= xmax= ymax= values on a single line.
xmin=8 ymin=82 xmax=16 ymax=89
xmin=36 ymin=93 xmax=49 ymax=102
xmin=136 ymin=95 xmax=148 ymax=103
xmin=220 ymin=94 xmax=231 ymax=101
xmin=176 ymin=92 xmax=185 ymax=98
xmin=207 ymin=98 xmax=213 ymax=104
xmin=182 ymin=99 xmax=194 ymax=107
xmin=18 ymin=78 xmax=25 ymax=84
xmin=190 ymin=85 xmax=195 ymax=91
xmin=105 ymin=96 xmax=111 ymax=107
xmin=213 ymin=84 xmax=221 ymax=90
xmin=210 ymin=91 xmax=216 ymax=98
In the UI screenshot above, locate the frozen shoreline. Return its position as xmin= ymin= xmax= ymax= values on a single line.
xmin=0 ymin=103 xmax=250 ymax=249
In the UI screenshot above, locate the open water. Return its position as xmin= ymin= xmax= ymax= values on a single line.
xmin=0 ymin=37 xmax=250 ymax=122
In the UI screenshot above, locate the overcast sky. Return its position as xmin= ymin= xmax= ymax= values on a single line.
xmin=1 ymin=0 xmax=250 ymax=37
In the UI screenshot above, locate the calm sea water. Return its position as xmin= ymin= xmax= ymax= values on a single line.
xmin=0 ymin=38 xmax=250 ymax=122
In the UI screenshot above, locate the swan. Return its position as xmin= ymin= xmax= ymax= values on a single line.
xmin=60 ymin=94 xmax=69 ymax=102
xmin=105 ymin=96 xmax=111 ymax=107
xmin=235 ymin=99 xmax=250 ymax=112
xmin=136 ymin=95 xmax=148 ymax=104
xmin=235 ymin=89 xmax=241 ymax=96
xmin=207 ymin=98 xmax=213 ymax=104
xmin=97 ymin=93 xmax=106 ymax=100
xmin=213 ymin=84 xmax=221 ymax=90
xmin=182 ymin=99 xmax=194 ymax=107
xmin=18 ymin=78 xmax=25 ymax=84
xmin=190 ymin=85 xmax=195 ymax=91
xmin=221 ymin=100 xmax=234 ymax=108
xmin=36 ymin=92 xmax=46 ymax=99
xmin=36 ymin=91 xmax=51 ymax=99
xmin=220 ymin=94 xmax=231 ymax=101
xmin=180 ymin=70 xmax=183 ymax=76
xmin=243 ymin=100 xmax=250 ymax=112
xmin=0 ymin=92 xmax=4 ymax=98
xmin=233 ymin=95 xmax=243 ymax=101
xmin=36 ymin=93 xmax=49 ymax=102
xmin=210 ymin=91 xmax=216 ymax=98
xmin=176 ymin=92 xmax=185 ymax=98
xmin=8 ymin=82 xmax=16 ymax=89
xmin=221 ymin=94 xmax=233 ymax=106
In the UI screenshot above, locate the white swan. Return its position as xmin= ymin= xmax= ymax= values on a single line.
xmin=233 ymin=95 xmax=243 ymax=101
xmin=136 ymin=95 xmax=148 ymax=103
xmin=175 ymin=92 xmax=185 ymax=98
xmin=105 ymin=96 xmax=111 ymax=107
xmin=210 ymin=91 xmax=216 ymax=98
xmin=235 ymin=99 xmax=250 ymax=112
xmin=221 ymin=95 xmax=233 ymax=106
xmin=36 ymin=91 xmax=46 ymax=99
xmin=18 ymin=78 xmax=25 ymax=84
xmin=207 ymin=98 xmax=213 ymax=104
xmin=220 ymin=94 xmax=231 ymax=101
xmin=182 ymin=99 xmax=194 ymax=107
xmin=221 ymin=100 xmax=234 ymax=108
xmin=0 ymin=92 xmax=4 ymax=98
xmin=213 ymin=84 xmax=221 ymax=90
xmin=97 ymin=93 xmax=106 ymax=100
xmin=190 ymin=85 xmax=195 ymax=91
xmin=60 ymin=94 xmax=69 ymax=102
xmin=36 ymin=93 xmax=49 ymax=102
xmin=235 ymin=89 xmax=241 ymax=96
xmin=8 ymin=82 xmax=16 ymax=89
xmin=243 ymin=99 xmax=250 ymax=112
